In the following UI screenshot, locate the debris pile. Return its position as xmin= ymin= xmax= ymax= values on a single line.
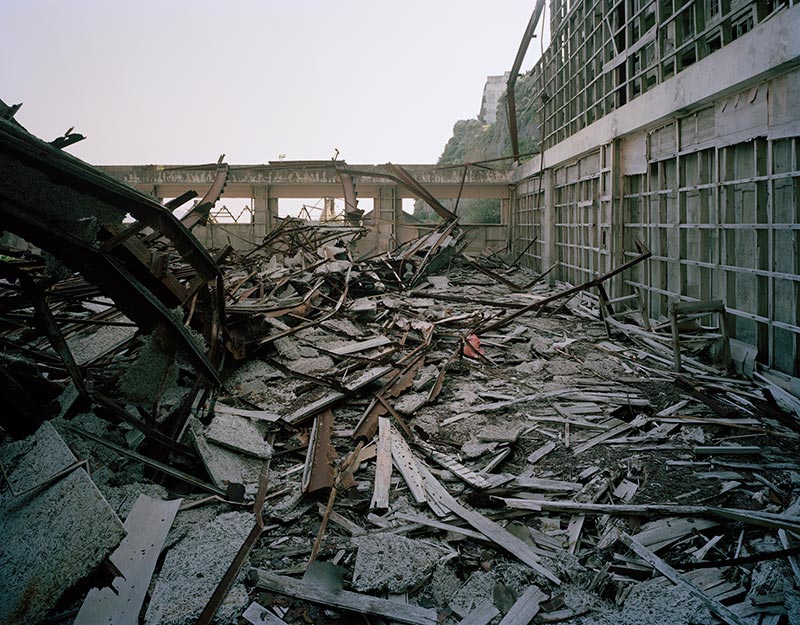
xmin=2 ymin=106 xmax=800 ymax=625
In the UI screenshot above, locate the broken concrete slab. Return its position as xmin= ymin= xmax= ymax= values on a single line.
xmin=413 ymin=364 xmax=440 ymax=392
xmin=188 ymin=418 xmax=263 ymax=490
xmin=394 ymin=391 xmax=428 ymax=415
xmin=291 ymin=355 xmax=335 ymax=375
xmin=614 ymin=577 xmax=714 ymax=625
xmin=351 ymin=534 xmax=439 ymax=593
xmin=144 ymin=511 xmax=252 ymax=625
xmin=0 ymin=419 xmax=78 ymax=492
xmin=205 ymin=412 xmax=273 ymax=459
xmin=0 ymin=422 xmax=127 ymax=625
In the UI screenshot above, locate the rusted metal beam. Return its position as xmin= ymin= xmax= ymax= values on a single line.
xmin=301 ymin=409 xmax=336 ymax=495
xmin=506 ymin=0 xmax=547 ymax=160
xmin=0 ymin=196 xmax=221 ymax=384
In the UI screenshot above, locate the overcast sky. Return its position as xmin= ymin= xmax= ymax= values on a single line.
xmin=1 ymin=1 xmax=548 ymax=165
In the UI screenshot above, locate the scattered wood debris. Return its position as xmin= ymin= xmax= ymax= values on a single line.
xmin=1 ymin=111 xmax=800 ymax=625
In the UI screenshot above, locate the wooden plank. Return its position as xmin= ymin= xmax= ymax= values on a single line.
xmin=456 ymin=600 xmax=500 ymax=625
xmin=284 ymin=366 xmax=394 ymax=425
xmin=500 ymin=498 xmax=800 ymax=532
xmin=498 ymin=585 xmax=548 ymax=625
xmin=74 ymin=495 xmax=181 ymax=625
xmin=417 ymin=440 xmax=491 ymax=489
xmin=572 ymin=415 xmax=648 ymax=455
xmin=317 ymin=503 xmax=366 ymax=536
xmin=393 ymin=512 xmax=487 ymax=542
xmin=618 ymin=533 xmax=749 ymax=625
xmin=242 ymin=601 xmax=289 ymax=625
xmin=214 ymin=403 xmax=281 ymax=422
xmin=330 ymin=336 xmax=392 ymax=355
xmin=418 ymin=462 xmax=560 ymax=585
xmin=633 ymin=517 xmax=719 ymax=552
xmin=248 ymin=569 xmax=438 ymax=625
xmin=513 ymin=477 xmax=582 ymax=492
xmin=694 ymin=446 xmax=762 ymax=456
xmin=390 ymin=424 xmax=427 ymax=505
xmin=370 ymin=417 xmax=392 ymax=510
xmin=526 ymin=441 xmax=557 ymax=464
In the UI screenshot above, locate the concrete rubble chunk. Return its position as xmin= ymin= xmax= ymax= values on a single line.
xmin=144 ymin=511 xmax=252 ymax=625
xmin=351 ymin=534 xmax=439 ymax=593
xmin=614 ymin=577 xmax=714 ymax=625
xmin=205 ymin=412 xmax=273 ymax=459
xmin=393 ymin=391 xmax=428 ymax=415
xmin=0 ymin=422 xmax=127 ymax=625
xmin=188 ymin=418 xmax=263 ymax=489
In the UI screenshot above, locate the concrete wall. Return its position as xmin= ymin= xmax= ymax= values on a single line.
xmin=512 ymin=8 xmax=800 ymax=376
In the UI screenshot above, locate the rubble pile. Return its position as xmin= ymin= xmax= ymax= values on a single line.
xmin=1 ymin=107 xmax=800 ymax=625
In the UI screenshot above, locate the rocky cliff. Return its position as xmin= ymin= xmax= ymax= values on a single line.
xmin=413 ymin=71 xmax=541 ymax=223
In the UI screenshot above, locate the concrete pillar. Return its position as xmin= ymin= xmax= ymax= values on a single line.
xmin=504 ymin=189 xmax=514 ymax=256
xmin=375 ymin=186 xmax=402 ymax=251
xmin=542 ymin=168 xmax=557 ymax=285
xmin=610 ymin=139 xmax=625 ymax=299
xmin=253 ymin=186 xmax=279 ymax=243
xmin=253 ymin=186 xmax=268 ymax=241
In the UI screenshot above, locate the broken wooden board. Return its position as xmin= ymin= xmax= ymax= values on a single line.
xmin=247 ymin=569 xmax=438 ymax=625
xmin=330 ymin=336 xmax=392 ymax=355
xmin=512 ymin=477 xmax=582 ymax=492
xmin=632 ymin=517 xmax=719 ymax=553
xmin=526 ymin=441 xmax=557 ymax=465
xmin=456 ymin=600 xmax=500 ymax=625
xmin=417 ymin=439 xmax=491 ymax=489
xmin=618 ymin=533 xmax=749 ymax=625
xmin=214 ymin=403 xmax=281 ymax=423
xmin=572 ymin=415 xmax=648 ymax=455
xmin=284 ymin=365 xmax=395 ymax=425
xmin=393 ymin=511 xmax=487 ymax=542
xmin=416 ymin=450 xmax=561 ymax=584
xmin=74 ymin=495 xmax=181 ymax=625
xmin=498 ymin=585 xmax=548 ymax=625
xmin=390 ymin=424 xmax=427 ymax=505
xmin=370 ymin=416 xmax=392 ymax=509
xmin=499 ymin=498 xmax=800 ymax=533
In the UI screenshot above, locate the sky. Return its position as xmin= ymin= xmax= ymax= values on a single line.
xmin=0 ymin=1 xmax=549 ymax=166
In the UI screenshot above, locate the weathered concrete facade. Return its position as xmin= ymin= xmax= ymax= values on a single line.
xmin=512 ymin=3 xmax=800 ymax=376
xmin=478 ymin=73 xmax=511 ymax=124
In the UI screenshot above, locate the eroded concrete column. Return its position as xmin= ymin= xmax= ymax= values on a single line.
xmin=253 ymin=186 xmax=268 ymax=241
xmin=541 ymin=168 xmax=557 ymax=285
xmin=374 ymin=186 xmax=402 ymax=251
xmin=252 ymin=186 xmax=279 ymax=243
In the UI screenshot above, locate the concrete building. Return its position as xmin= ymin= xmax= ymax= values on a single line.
xmin=510 ymin=0 xmax=800 ymax=378
xmin=478 ymin=72 xmax=511 ymax=124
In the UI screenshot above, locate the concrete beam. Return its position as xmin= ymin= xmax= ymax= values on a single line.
xmin=98 ymin=163 xmax=513 ymax=200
